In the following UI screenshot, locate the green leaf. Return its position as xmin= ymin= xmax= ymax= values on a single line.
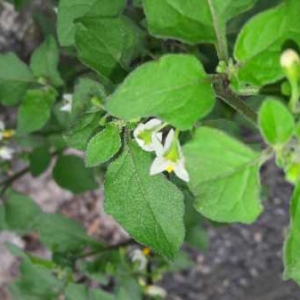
xmin=183 ymin=127 xmax=263 ymax=223
xmin=57 ymin=0 xmax=126 ymax=47
xmin=0 ymin=190 xmax=42 ymax=234
xmin=284 ymin=184 xmax=300 ymax=284
xmin=105 ymin=141 xmax=184 ymax=259
xmin=17 ymin=89 xmax=56 ymax=134
xmin=9 ymin=251 xmax=63 ymax=300
xmin=0 ymin=53 xmax=33 ymax=106
xmin=258 ymin=99 xmax=295 ymax=145
xmin=143 ymin=0 xmax=257 ymax=51
xmin=234 ymin=0 xmax=300 ymax=86
xmin=53 ymin=154 xmax=98 ymax=193
xmin=64 ymin=112 xmax=102 ymax=151
xmin=30 ymin=36 xmax=63 ymax=87
xmin=29 ymin=146 xmax=52 ymax=177
xmin=85 ymin=123 xmax=121 ymax=167
xmin=38 ymin=213 xmax=94 ymax=253
xmin=72 ymin=78 xmax=106 ymax=117
xmin=65 ymin=284 xmax=88 ymax=300
xmin=90 ymin=289 xmax=114 ymax=300
xmin=75 ymin=15 xmax=142 ymax=81
xmin=106 ymin=54 xmax=215 ymax=130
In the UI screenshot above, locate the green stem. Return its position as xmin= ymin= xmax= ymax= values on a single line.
xmin=213 ymin=76 xmax=258 ymax=128
xmin=289 ymin=79 xmax=300 ymax=113
xmin=207 ymin=0 xmax=228 ymax=62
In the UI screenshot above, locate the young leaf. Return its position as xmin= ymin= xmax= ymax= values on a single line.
xmin=17 ymin=89 xmax=56 ymax=134
xmin=29 ymin=146 xmax=52 ymax=177
xmin=75 ymin=16 xmax=142 ymax=81
xmin=57 ymin=0 xmax=126 ymax=46
xmin=30 ymin=36 xmax=63 ymax=87
xmin=105 ymin=141 xmax=185 ymax=259
xmin=234 ymin=0 xmax=300 ymax=86
xmin=53 ymin=154 xmax=98 ymax=193
xmin=259 ymin=99 xmax=295 ymax=145
xmin=143 ymin=0 xmax=257 ymax=56
xmin=38 ymin=213 xmax=94 ymax=253
xmin=0 ymin=53 xmax=33 ymax=106
xmin=72 ymin=78 xmax=106 ymax=117
xmin=183 ymin=127 xmax=263 ymax=223
xmin=85 ymin=123 xmax=121 ymax=167
xmin=106 ymin=54 xmax=215 ymax=130
xmin=283 ymin=184 xmax=300 ymax=285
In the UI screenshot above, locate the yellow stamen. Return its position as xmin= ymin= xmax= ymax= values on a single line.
xmin=166 ymin=165 xmax=174 ymax=173
xmin=142 ymin=247 xmax=151 ymax=256
xmin=2 ymin=130 xmax=15 ymax=139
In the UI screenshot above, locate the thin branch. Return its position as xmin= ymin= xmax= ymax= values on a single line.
xmin=76 ymin=239 xmax=135 ymax=260
xmin=0 ymin=166 xmax=30 ymax=198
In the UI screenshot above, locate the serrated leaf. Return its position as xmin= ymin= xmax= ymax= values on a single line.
xmin=0 ymin=190 xmax=42 ymax=234
xmin=85 ymin=123 xmax=121 ymax=167
xmin=75 ymin=15 xmax=142 ymax=81
xmin=17 ymin=89 xmax=56 ymax=134
xmin=30 ymin=36 xmax=63 ymax=87
xmin=106 ymin=54 xmax=215 ymax=130
xmin=284 ymin=184 xmax=300 ymax=284
xmin=57 ymin=0 xmax=126 ymax=46
xmin=143 ymin=0 xmax=257 ymax=55
xmin=184 ymin=127 xmax=263 ymax=223
xmin=53 ymin=154 xmax=98 ymax=193
xmin=105 ymin=141 xmax=185 ymax=259
xmin=259 ymin=98 xmax=295 ymax=145
xmin=0 ymin=53 xmax=33 ymax=106
xmin=234 ymin=0 xmax=300 ymax=87
xmin=29 ymin=146 xmax=52 ymax=177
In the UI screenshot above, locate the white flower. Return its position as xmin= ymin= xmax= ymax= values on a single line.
xmin=134 ymin=119 xmax=163 ymax=154
xmin=130 ymin=249 xmax=148 ymax=271
xmin=60 ymin=94 xmax=73 ymax=113
xmin=150 ymin=129 xmax=189 ymax=182
xmin=145 ymin=285 xmax=167 ymax=298
xmin=0 ymin=146 xmax=14 ymax=160
xmin=281 ymin=49 xmax=300 ymax=68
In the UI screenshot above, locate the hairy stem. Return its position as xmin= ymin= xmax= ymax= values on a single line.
xmin=212 ymin=75 xmax=258 ymax=127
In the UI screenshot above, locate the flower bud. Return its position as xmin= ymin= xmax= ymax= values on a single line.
xmin=281 ymin=49 xmax=300 ymax=68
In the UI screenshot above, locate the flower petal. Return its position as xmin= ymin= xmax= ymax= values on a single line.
xmin=150 ymin=156 xmax=169 ymax=175
xmin=151 ymin=133 xmax=164 ymax=155
xmin=164 ymin=129 xmax=175 ymax=151
xmin=144 ymin=118 xmax=162 ymax=130
xmin=174 ymin=162 xmax=190 ymax=182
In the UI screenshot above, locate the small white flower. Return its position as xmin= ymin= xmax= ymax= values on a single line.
xmin=134 ymin=119 xmax=163 ymax=154
xmin=0 ymin=121 xmax=14 ymax=141
xmin=130 ymin=249 xmax=147 ymax=271
xmin=0 ymin=146 xmax=14 ymax=161
xmin=145 ymin=285 xmax=167 ymax=298
xmin=60 ymin=94 xmax=73 ymax=113
xmin=150 ymin=129 xmax=189 ymax=182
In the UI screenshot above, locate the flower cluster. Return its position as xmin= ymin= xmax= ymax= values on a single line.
xmin=0 ymin=120 xmax=15 ymax=161
xmin=133 ymin=119 xmax=189 ymax=182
